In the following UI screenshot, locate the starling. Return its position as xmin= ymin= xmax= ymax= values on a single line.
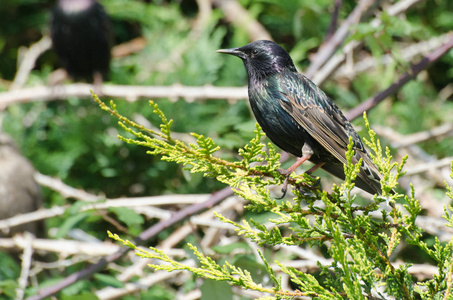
xmin=217 ymin=40 xmax=383 ymax=195
xmin=51 ymin=0 xmax=112 ymax=84
xmin=0 ymin=133 xmax=42 ymax=236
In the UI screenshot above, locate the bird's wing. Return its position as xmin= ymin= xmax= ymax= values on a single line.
xmin=274 ymin=71 xmax=382 ymax=186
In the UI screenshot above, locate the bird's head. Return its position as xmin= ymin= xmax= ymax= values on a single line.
xmin=217 ymin=40 xmax=297 ymax=83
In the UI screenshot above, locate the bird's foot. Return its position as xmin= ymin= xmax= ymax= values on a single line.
xmin=277 ymin=168 xmax=292 ymax=177
xmin=276 ymin=168 xmax=293 ymax=199
xmin=308 ymin=175 xmax=321 ymax=188
xmin=277 ymin=176 xmax=289 ymax=200
xmin=295 ymin=174 xmax=321 ymax=196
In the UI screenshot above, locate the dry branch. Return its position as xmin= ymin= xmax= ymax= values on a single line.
xmin=333 ymin=34 xmax=451 ymax=79
xmin=0 ymin=236 xmax=120 ymax=256
xmin=0 ymin=84 xmax=248 ymax=109
xmin=11 ymin=36 xmax=52 ymax=90
xmin=346 ymin=33 xmax=453 ymax=121
xmin=312 ymin=0 xmax=427 ymax=85
xmin=305 ymin=0 xmax=376 ymax=79
xmin=391 ymin=123 xmax=453 ymax=148
xmin=1 ymin=173 xmax=214 ymax=232
xmin=211 ymin=0 xmax=272 ymax=41
xmin=25 ymin=186 xmax=234 ymax=300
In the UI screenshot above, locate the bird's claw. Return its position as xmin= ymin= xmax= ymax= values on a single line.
xmin=277 ymin=168 xmax=292 ymax=177
xmin=277 ymin=177 xmax=289 ymax=200
xmin=276 ymin=168 xmax=292 ymax=199
xmin=276 ymin=170 xmax=322 ymax=199
xmin=311 ymin=176 xmax=321 ymax=188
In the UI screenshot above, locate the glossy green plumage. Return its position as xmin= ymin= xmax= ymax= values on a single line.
xmin=218 ymin=40 xmax=383 ymax=195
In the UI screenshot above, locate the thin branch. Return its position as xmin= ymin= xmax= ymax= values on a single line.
xmin=25 ymin=186 xmax=234 ymax=300
xmin=373 ymin=125 xmax=450 ymax=190
xmin=373 ymin=125 xmax=434 ymax=162
xmin=404 ymin=157 xmax=453 ymax=176
xmin=0 ymin=236 xmax=119 ymax=256
xmin=36 ymin=172 xmax=210 ymax=206
xmin=0 ymin=84 xmax=248 ymax=109
xmin=0 ymin=206 xmax=66 ymax=233
xmin=333 ymin=33 xmax=451 ymax=79
xmin=325 ymin=0 xmax=343 ymax=41
xmin=1 ymin=174 xmax=213 ymax=232
xmin=345 ymin=33 xmax=453 ymax=121
xmin=96 ymin=264 xmax=193 ymax=300
xmin=312 ymin=0 xmax=427 ymax=85
xmin=111 ymin=37 xmax=146 ymax=58
xmin=15 ymin=233 xmax=34 ymax=300
xmin=192 ymin=0 xmax=213 ymax=39
xmin=439 ymin=83 xmax=453 ymax=100
xmin=11 ymin=36 xmax=52 ymax=90
xmin=305 ymin=0 xmax=377 ymax=79
xmin=211 ymin=0 xmax=272 ymax=41
xmin=103 ymin=196 xmax=240 ymax=299
xmin=34 ymin=173 xmax=100 ymax=202
xmin=391 ymin=123 xmax=453 ymax=148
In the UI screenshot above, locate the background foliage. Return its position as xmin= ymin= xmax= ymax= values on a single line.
xmin=1 ymin=0 xmax=453 ymax=299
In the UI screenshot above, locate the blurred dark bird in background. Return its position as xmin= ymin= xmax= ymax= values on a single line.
xmin=217 ymin=40 xmax=383 ymax=195
xmin=50 ymin=0 xmax=112 ymax=85
xmin=0 ymin=133 xmax=42 ymax=236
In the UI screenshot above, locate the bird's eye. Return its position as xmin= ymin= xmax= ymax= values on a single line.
xmin=251 ymin=49 xmax=260 ymax=55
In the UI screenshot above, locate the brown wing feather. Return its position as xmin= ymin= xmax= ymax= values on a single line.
xmin=277 ymin=72 xmax=382 ymax=192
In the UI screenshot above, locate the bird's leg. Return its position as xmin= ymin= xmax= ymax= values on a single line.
xmin=278 ymin=143 xmax=314 ymax=176
xmin=304 ymin=162 xmax=325 ymax=188
xmin=305 ymin=162 xmax=325 ymax=175
xmin=93 ymin=71 xmax=104 ymax=95
xmin=277 ymin=144 xmax=314 ymax=198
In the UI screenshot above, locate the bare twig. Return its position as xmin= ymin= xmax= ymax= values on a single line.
xmin=34 ymin=173 xmax=100 ymax=202
xmin=391 ymin=123 xmax=453 ymax=148
xmin=15 ymin=233 xmax=34 ymax=300
xmin=312 ymin=0 xmax=427 ymax=85
xmin=35 ymin=172 xmax=208 ymax=206
xmin=346 ymin=33 xmax=453 ymax=121
xmin=0 ymin=192 xmax=212 ymax=233
xmin=439 ymin=83 xmax=453 ymax=100
xmin=111 ymin=37 xmax=146 ymax=58
xmin=108 ymin=196 xmax=239 ymax=291
xmin=0 ymin=84 xmax=248 ymax=109
xmin=326 ymin=0 xmax=343 ymax=41
xmin=0 ymin=206 xmax=67 ymax=233
xmin=373 ymin=125 xmax=450 ymax=191
xmin=404 ymin=157 xmax=453 ymax=176
xmin=373 ymin=126 xmax=434 ymax=162
xmin=333 ymin=33 xmax=451 ymax=79
xmin=415 ymin=215 xmax=453 ymax=242
xmin=0 ymin=236 xmax=119 ymax=256
xmin=305 ymin=0 xmax=377 ymax=79
xmin=25 ymin=186 xmax=234 ymax=300
xmin=0 ymin=172 xmax=215 ymax=232
xmin=11 ymin=36 xmax=52 ymax=90
xmin=96 ymin=265 xmax=193 ymax=300
xmin=211 ymin=0 xmax=272 ymax=41
xmin=192 ymin=0 xmax=213 ymax=38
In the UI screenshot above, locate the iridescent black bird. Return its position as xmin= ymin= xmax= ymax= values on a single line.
xmin=51 ymin=0 xmax=112 ymax=84
xmin=217 ymin=40 xmax=383 ymax=195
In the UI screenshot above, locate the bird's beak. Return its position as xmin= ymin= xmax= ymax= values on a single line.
xmin=216 ymin=48 xmax=246 ymax=59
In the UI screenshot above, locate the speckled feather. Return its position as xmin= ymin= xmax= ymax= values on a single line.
xmin=218 ymin=40 xmax=382 ymax=194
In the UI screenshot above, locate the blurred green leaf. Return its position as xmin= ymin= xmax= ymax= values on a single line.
xmin=200 ymin=279 xmax=233 ymax=300
xmin=94 ymin=273 xmax=125 ymax=288
xmin=109 ymin=207 xmax=144 ymax=228
xmin=56 ymin=212 xmax=90 ymax=239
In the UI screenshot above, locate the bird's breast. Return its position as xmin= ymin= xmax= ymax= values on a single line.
xmin=248 ymin=85 xmax=306 ymax=157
